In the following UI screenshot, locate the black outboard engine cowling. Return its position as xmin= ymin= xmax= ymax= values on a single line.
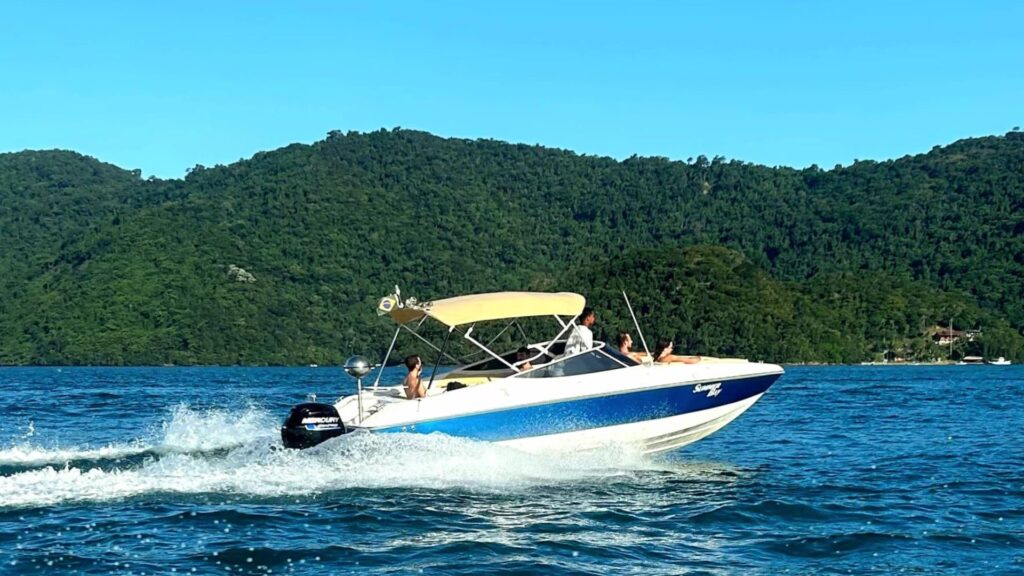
xmin=281 ymin=403 xmax=347 ymax=449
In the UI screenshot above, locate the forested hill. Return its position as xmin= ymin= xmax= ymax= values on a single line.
xmin=1 ymin=129 xmax=1022 ymax=365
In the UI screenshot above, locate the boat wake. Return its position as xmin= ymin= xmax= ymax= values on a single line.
xmin=0 ymin=405 xmax=275 ymax=472
xmin=0 ymin=405 xmax=717 ymax=509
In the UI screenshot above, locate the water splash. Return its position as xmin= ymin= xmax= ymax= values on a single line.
xmin=0 ymin=405 xmax=694 ymax=508
xmin=0 ymin=405 xmax=275 ymax=470
xmin=157 ymin=403 xmax=278 ymax=452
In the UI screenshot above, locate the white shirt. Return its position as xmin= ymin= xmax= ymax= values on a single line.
xmin=564 ymin=324 xmax=593 ymax=355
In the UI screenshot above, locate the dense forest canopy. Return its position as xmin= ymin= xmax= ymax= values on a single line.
xmin=1 ymin=129 xmax=1022 ymax=365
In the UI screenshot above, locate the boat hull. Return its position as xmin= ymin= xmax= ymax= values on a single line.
xmin=501 ymin=393 xmax=765 ymax=454
xmin=359 ymin=366 xmax=781 ymax=453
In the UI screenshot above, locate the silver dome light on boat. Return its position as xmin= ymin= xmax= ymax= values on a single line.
xmin=344 ymin=355 xmax=373 ymax=424
xmin=343 ymin=355 xmax=372 ymax=378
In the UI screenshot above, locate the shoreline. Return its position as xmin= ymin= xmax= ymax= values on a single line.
xmin=1 ymin=361 xmax=1014 ymax=369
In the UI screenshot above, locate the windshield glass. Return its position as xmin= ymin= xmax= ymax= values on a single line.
xmin=518 ymin=347 xmax=633 ymax=378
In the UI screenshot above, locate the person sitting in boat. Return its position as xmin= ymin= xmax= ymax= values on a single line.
xmin=616 ymin=331 xmax=648 ymax=362
xmin=564 ymin=307 xmax=596 ymax=355
xmin=404 ymin=355 xmax=427 ymax=399
xmin=651 ymin=340 xmax=701 ymax=364
xmin=515 ymin=346 xmax=534 ymax=371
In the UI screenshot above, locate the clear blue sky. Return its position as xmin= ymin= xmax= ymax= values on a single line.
xmin=2 ymin=1 xmax=1021 ymax=178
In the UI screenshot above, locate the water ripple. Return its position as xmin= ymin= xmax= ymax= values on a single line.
xmin=1 ymin=365 xmax=1022 ymax=574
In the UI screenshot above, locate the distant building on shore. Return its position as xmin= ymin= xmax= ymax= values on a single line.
xmin=928 ymin=326 xmax=981 ymax=346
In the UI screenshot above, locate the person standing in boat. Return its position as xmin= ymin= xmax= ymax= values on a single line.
xmin=564 ymin=307 xmax=596 ymax=355
xmin=404 ymin=355 xmax=427 ymax=399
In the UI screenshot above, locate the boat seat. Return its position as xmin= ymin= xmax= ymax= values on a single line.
xmin=429 ymin=376 xmax=495 ymax=391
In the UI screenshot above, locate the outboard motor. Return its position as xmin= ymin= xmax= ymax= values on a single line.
xmin=281 ymin=402 xmax=346 ymax=449
xmin=281 ymin=356 xmax=374 ymax=449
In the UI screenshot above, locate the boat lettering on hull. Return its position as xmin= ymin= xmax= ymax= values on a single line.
xmin=693 ymin=382 xmax=722 ymax=397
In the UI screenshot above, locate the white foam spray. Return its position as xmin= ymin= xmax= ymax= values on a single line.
xmin=0 ymin=405 xmax=275 ymax=469
xmin=0 ymin=405 xmax=690 ymax=508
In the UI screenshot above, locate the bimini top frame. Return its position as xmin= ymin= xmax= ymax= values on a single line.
xmin=371 ymin=289 xmax=589 ymax=388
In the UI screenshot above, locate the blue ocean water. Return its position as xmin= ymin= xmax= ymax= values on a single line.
xmin=0 ymin=365 xmax=1021 ymax=575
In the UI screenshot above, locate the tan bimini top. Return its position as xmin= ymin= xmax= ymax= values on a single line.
xmin=387 ymin=291 xmax=585 ymax=327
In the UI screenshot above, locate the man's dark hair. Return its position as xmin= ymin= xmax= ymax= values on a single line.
xmin=580 ymin=307 xmax=595 ymax=322
xmin=404 ymin=355 xmax=420 ymax=370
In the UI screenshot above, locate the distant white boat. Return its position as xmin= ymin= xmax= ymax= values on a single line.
xmin=988 ymin=357 xmax=1012 ymax=366
xmin=957 ymin=355 xmax=984 ymax=365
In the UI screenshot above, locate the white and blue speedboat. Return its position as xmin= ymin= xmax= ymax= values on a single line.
xmin=282 ymin=291 xmax=783 ymax=454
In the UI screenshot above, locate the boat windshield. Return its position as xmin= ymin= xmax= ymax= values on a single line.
xmin=457 ymin=342 xmax=565 ymax=373
xmin=518 ymin=343 xmax=637 ymax=378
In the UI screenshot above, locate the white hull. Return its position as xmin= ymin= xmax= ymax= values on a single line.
xmin=329 ymin=361 xmax=781 ymax=454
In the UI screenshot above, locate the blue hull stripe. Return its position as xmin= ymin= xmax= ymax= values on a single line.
xmin=372 ymin=373 xmax=779 ymax=441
